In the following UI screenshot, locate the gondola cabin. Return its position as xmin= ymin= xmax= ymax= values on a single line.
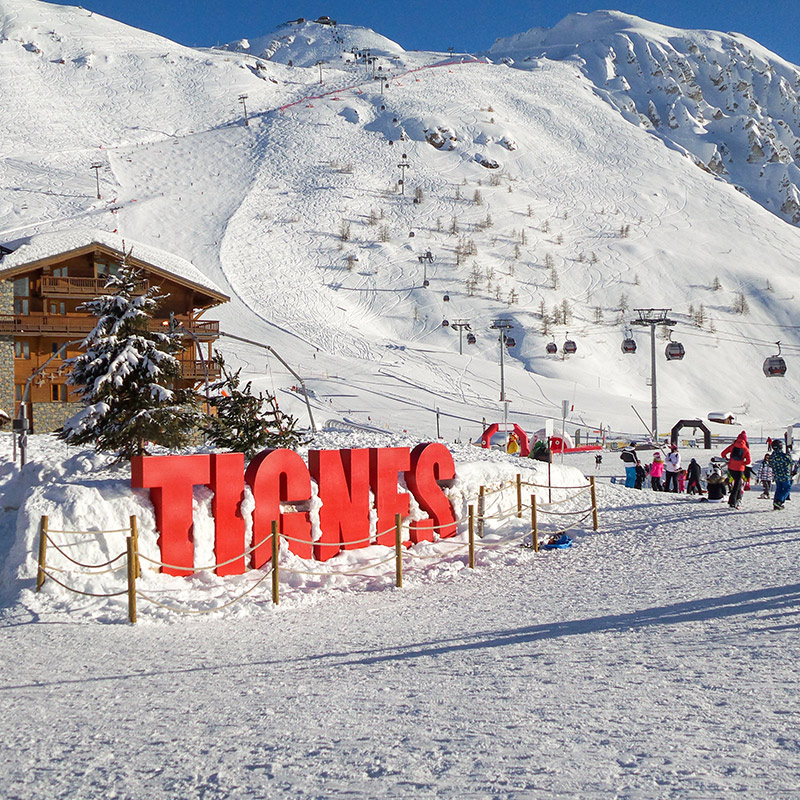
xmin=443 ymin=293 xmax=450 ymax=302
xmin=665 ymin=342 xmax=685 ymax=361
xmin=546 ymin=342 xmax=558 ymax=354
xmin=505 ymin=336 xmax=516 ymax=348
xmin=763 ymin=355 xmax=787 ymax=377
xmin=441 ymin=319 xmax=450 ymax=327
xmin=621 ymin=338 xmax=637 ymax=354
xmin=466 ymin=333 xmax=476 ymax=345
xmin=563 ymin=340 xmax=577 ymax=355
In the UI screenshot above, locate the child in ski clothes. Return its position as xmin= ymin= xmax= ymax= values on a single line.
xmin=650 ymin=452 xmax=665 ymax=491
xmin=768 ymin=440 xmax=794 ymax=509
xmin=677 ymin=469 xmax=686 ymax=493
xmin=634 ymin=462 xmax=646 ymax=489
xmin=721 ymin=431 xmax=751 ymax=509
xmin=706 ymin=466 xmax=727 ymax=502
xmin=686 ymin=458 xmax=703 ymax=495
xmin=663 ymin=444 xmax=681 ymax=493
xmin=757 ymin=453 xmax=773 ymax=499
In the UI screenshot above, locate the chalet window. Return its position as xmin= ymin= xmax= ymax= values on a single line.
xmin=52 ymin=267 xmax=68 ymax=277
xmin=13 ymin=277 xmax=29 ymax=315
xmin=15 ymin=385 xmax=23 ymax=402
xmin=51 ymin=384 xmax=68 ymax=402
xmin=14 ymin=341 xmax=30 ymax=359
xmin=97 ymin=260 xmax=120 ymax=279
xmin=49 ymin=302 xmax=66 ymax=315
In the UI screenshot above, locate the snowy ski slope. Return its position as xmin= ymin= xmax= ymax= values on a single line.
xmin=2 ymin=0 xmax=800 ymax=440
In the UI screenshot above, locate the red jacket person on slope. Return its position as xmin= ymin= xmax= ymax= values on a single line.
xmin=721 ymin=431 xmax=751 ymax=509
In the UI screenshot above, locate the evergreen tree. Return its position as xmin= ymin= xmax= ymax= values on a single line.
xmin=60 ymin=257 xmax=199 ymax=458
xmin=204 ymin=354 xmax=304 ymax=458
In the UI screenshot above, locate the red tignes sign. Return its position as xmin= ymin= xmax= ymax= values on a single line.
xmin=131 ymin=443 xmax=457 ymax=576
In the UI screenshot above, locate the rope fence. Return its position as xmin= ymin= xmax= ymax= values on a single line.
xmin=33 ymin=475 xmax=600 ymax=623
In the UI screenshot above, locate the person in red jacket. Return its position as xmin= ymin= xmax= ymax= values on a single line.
xmin=721 ymin=431 xmax=751 ymax=509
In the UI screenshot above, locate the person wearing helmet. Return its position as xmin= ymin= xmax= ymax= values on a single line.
xmin=705 ymin=464 xmax=727 ymax=502
xmin=650 ymin=451 xmax=665 ymax=491
xmin=769 ymin=438 xmax=795 ymax=510
xmin=721 ymin=431 xmax=751 ymax=509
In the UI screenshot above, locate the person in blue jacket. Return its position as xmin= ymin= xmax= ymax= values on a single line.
xmin=620 ymin=446 xmax=638 ymax=488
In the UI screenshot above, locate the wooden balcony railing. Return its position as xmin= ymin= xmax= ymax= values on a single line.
xmin=40 ymin=276 xmax=150 ymax=297
xmin=0 ymin=315 xmax=219 ymax=339
xmin=179 ymin=359 xmax=221 ymax=381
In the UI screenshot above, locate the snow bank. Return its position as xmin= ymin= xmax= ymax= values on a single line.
xmin=0 ymin=434 xmax=589 ymax=623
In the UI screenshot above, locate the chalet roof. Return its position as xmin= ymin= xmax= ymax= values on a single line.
xmin=0 ymin=229 xmax=229 ymax=303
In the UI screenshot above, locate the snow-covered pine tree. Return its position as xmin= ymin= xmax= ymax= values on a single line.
xmin=204 ymin=354 xmax=304 ymax=459
xmin=60 ymin=255 xmax=200 ymax=458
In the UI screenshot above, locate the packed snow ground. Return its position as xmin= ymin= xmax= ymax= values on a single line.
xmin=1 ymin=437 xmax=799 ymax=798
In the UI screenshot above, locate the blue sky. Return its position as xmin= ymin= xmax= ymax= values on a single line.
xmin=60 ymin=1 xmax=800 ymax=64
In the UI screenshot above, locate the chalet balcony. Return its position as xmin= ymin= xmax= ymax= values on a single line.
xmin=40 ymin=276 xmax=149 ymax=298
xmin=180 ymin=358 xmax=221 ymax=381
xmin=0 ymin=314 xmax=219 ymax=339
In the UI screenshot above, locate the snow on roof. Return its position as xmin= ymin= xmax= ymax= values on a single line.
xmin=0 ymin=229 xmax=227 ymax=300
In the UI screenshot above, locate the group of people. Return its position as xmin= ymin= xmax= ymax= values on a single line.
xmin=619 ymin=430 xmax=796 ymax=510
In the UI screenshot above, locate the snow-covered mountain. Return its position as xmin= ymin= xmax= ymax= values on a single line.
xmin=2 ymin=0 xmax=800 ymax=441
xmin=490 ymin=11 xmax=800 ymax=226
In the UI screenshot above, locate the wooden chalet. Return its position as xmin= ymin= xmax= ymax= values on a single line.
xmin=0 ymin=231 xmax=229 ymax=433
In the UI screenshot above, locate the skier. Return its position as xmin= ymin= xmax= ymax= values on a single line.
xmin=663 ymin=443 xmax=681 ymax=493
xmin=706 ymin=465 xmax=728 ymax=502
xmin=650 ymin=451 xmax=665 ymax=491
xmin=768 ymin=439 xmax=795 ymax=510
xmin=685 ymin=458 xmax=703 ymax=495
xmin=756 ymin=452 xmax=773 ymax=499
xmin=620 ymin=445 xmax=638 ymax=488
xmin=721 ymin=431 xmax=751 ymax=509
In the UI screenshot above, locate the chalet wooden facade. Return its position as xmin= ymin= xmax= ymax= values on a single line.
xmin=0 ymin=232 xmax=229 ymax=433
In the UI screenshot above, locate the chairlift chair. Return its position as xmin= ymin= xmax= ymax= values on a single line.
xmin=763 ymin=342 xmax=787 ymax=377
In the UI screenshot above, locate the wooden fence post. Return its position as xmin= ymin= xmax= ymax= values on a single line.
xmin=36 ymin=516 xmax=48 ymax=592
xmin=530 ymin=494 xmax=539 ymax=552
xmin=468 ymin=504 xmax=475 ymax=569
xmin=516 ymin=474 xmax=522 ymax=518
xmin=126 ymin=535 xmax=137 ymax=624
xmin=590 ymin=476 xmax=599 ymax=531
xmin=271 ymin=520 xmax=280 ymax=605
xmin=394 ymin=513 xmax=403 ymax=588
xmin=477 ymin=485 xmax=485 ymax=538
xmin=129 ymin=515 xmax=141 ymax=578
